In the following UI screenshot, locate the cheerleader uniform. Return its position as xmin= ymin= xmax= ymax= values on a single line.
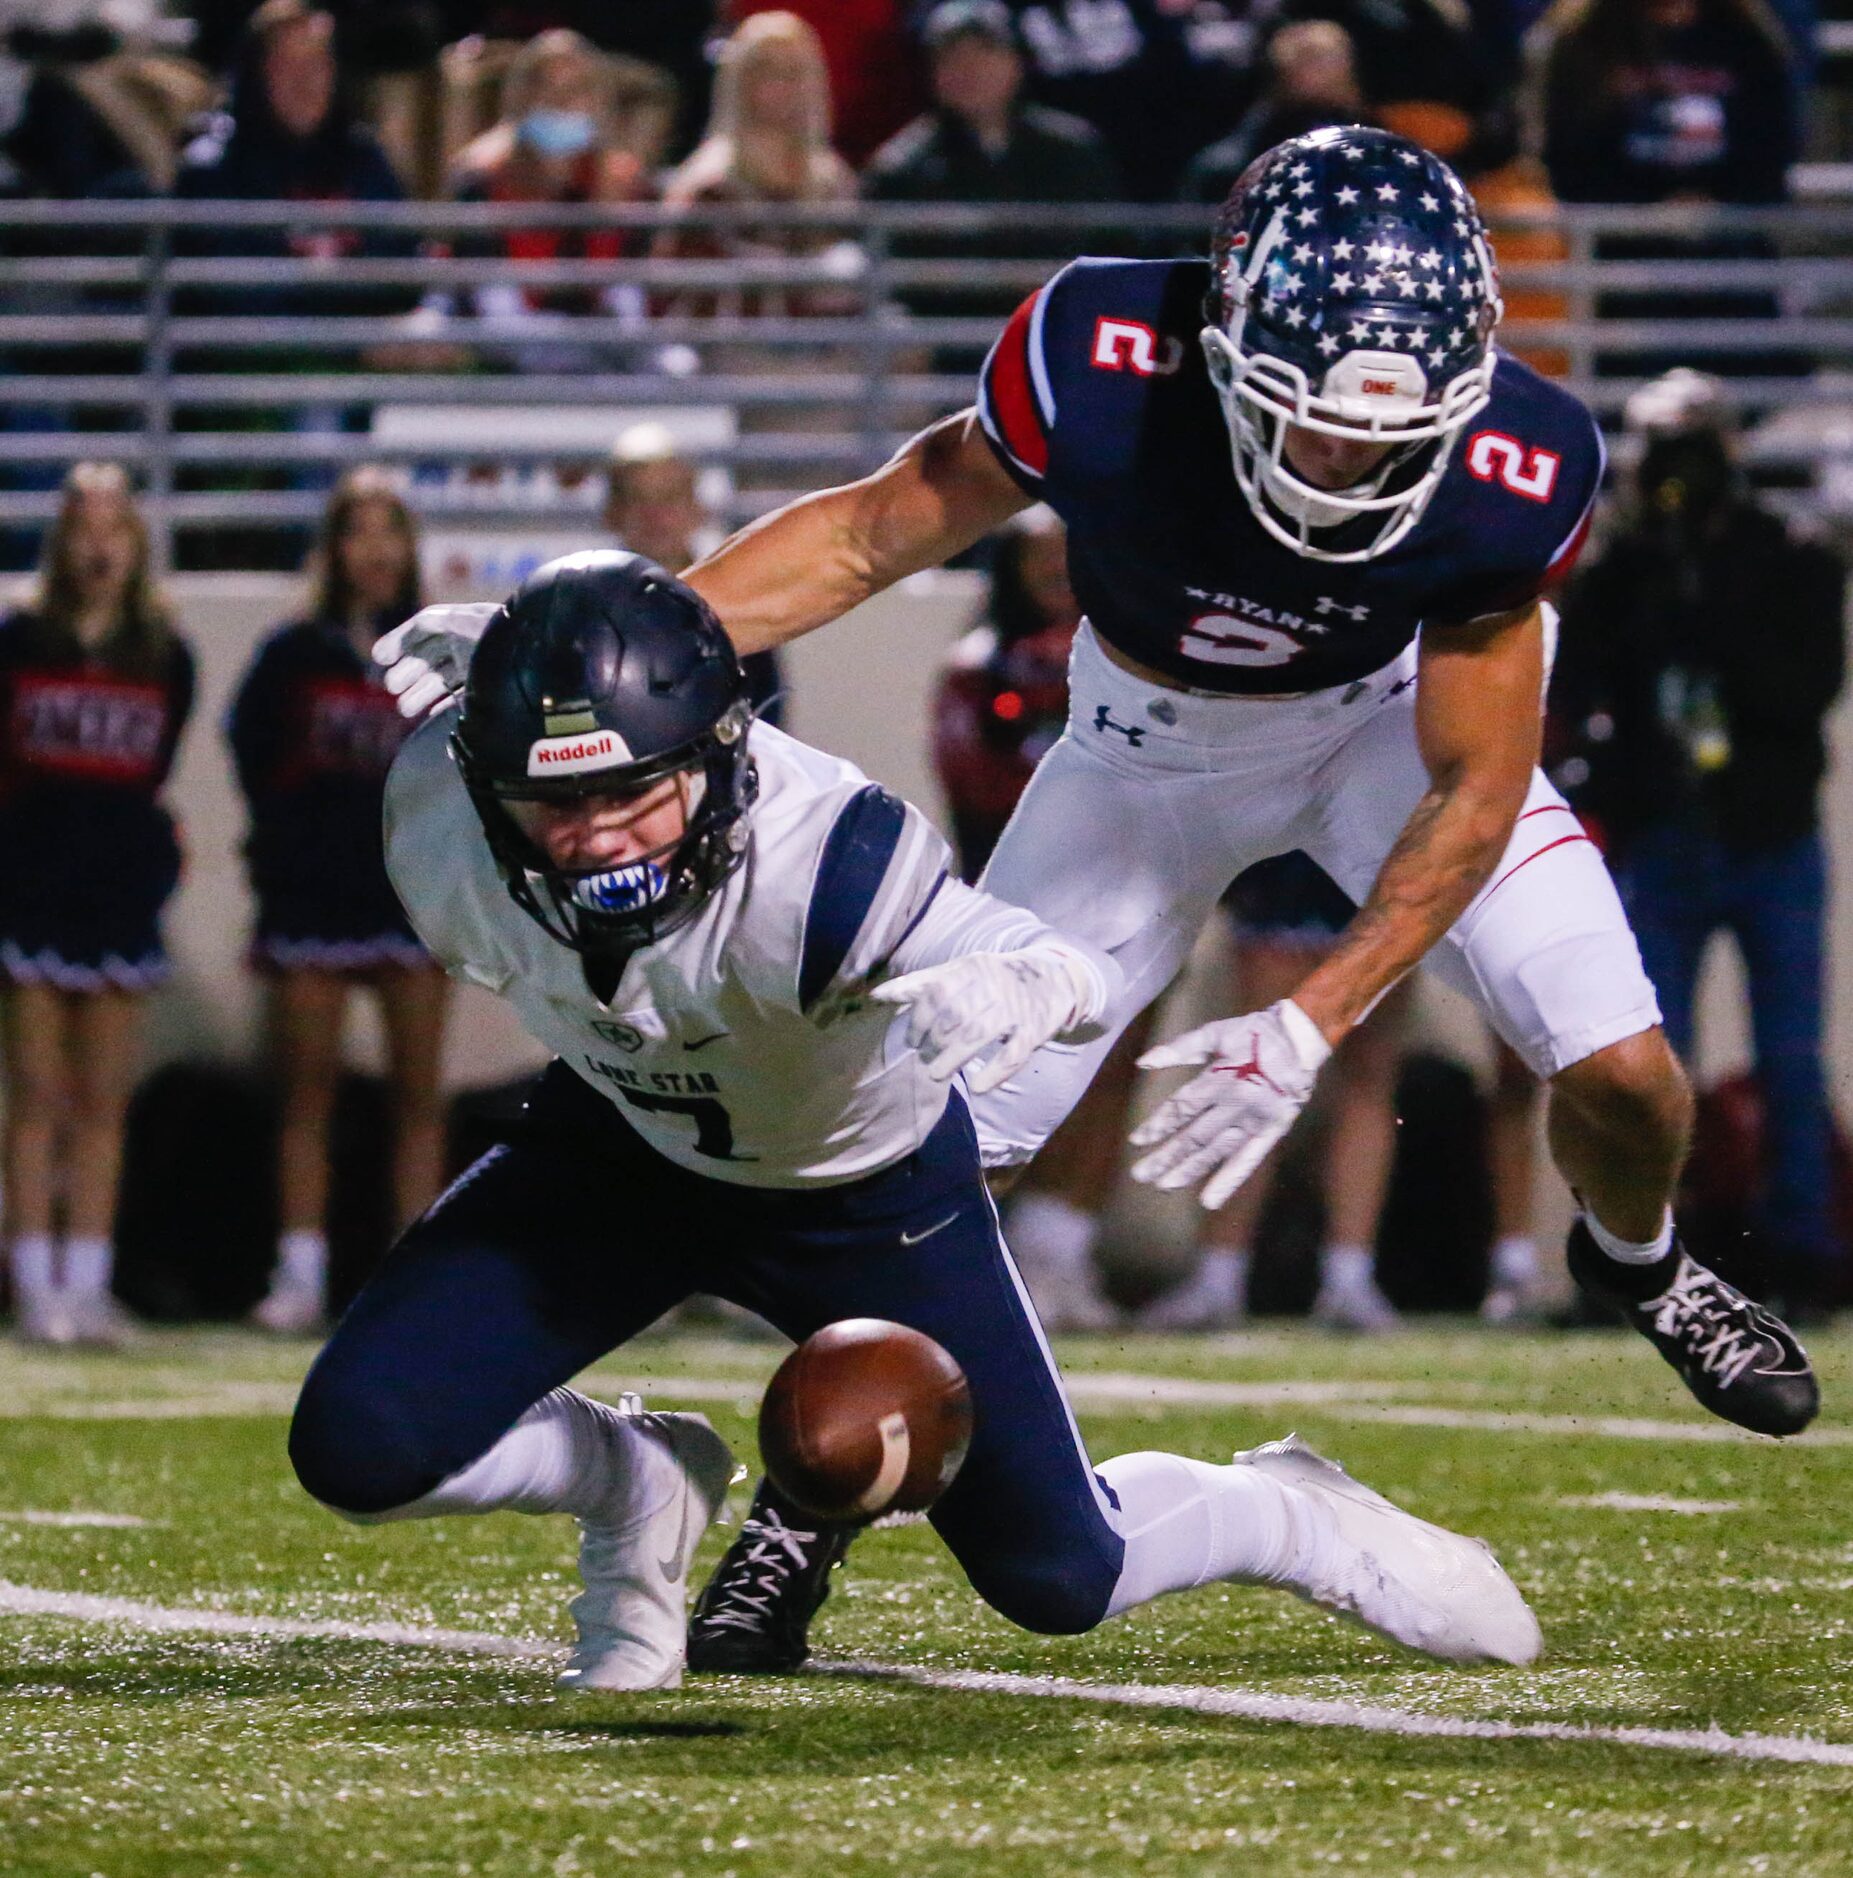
xmin=0 ymin=610 xmax=195 ymax=990
xmin=228 ymin=616 xmax=425 ymax=973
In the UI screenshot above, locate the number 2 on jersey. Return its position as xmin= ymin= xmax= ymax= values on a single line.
xmin=1465 ymin=431 xmax=1561 ymax=503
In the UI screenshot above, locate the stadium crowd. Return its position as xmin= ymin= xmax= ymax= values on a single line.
xmin=0 ymin=0 xmax=1847 ymax=1341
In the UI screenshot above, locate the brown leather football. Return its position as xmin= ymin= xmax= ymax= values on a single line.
xmin=759 ymin=1319 xmax=975 ymax=1524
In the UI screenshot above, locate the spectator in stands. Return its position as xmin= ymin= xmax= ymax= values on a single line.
xmin=173 ymin=1 xmax=412 ymax=308
xmin=654 ymin=10 xmax=859 ymax=322
xmin=435 ymin=29 xmax=652 ymax=372
xmin=1179 ymin=19 xmax=1366 ymax=204
xmin=603 ymin=422 xmax=785 ymax=724
xmin=729 ymin=0 xmax=925 ymax=167
xmin=1552 ymin=370 xmax=1848 ymax=1314
xmin=0 ymin=464 xmax=194 ymax=1347
xmin=0 ymin=13 xmax=211 ymax=199
xmin=1531 ymin=0 xmax=1798 ymax=375
xmin=1278 ymin=0 xmax=1518 ymax=177
xmin=866 ymin=0 xmax=1122 ymax=326
xmin=228 ymin=468 xmax=450 ymax=1336
xmin=953 ymin=0 xmax=1259 ymax=202
xmin=1533 ymin=0 xmax=1795 ymax=206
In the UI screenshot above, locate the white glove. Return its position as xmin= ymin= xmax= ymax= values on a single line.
xmin=871 ymin=942 xmax=1109 ymax=1096
xmin=374 ymin=603 xmax=499 ymax=720
xmin=1128 ymin=999 xmax=1332 ymax=1210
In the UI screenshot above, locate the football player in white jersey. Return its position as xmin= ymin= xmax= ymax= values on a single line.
xmin=290 ymin=551 xmax=1541 ymax=1691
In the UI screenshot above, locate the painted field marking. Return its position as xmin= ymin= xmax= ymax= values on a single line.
xmin=1 ymin=1370 xmax=1848 ymax=1449
xmin=0 ymin=1511 xmax=150 ymax=1528
xmin=3 ymin=1580 xmax=1851 ymax=1769
xmin=1559 ymin=1493 xmax=1742 ymax=1515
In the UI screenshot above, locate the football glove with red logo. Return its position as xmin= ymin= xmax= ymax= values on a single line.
xmin=1129 ymin=999 xmax=1333 ymax=1209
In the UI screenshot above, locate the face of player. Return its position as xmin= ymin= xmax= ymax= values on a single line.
xmin=605 ymin=459 xmax=704 ymax=572
xmin=1280 ymin=423 xmax=1399 ymax=492
xmin=336 ymin=496 xmax=412 ymax=618
xmin=64 ymin=491 xmax=141 ymax=618
xmin=506 ymin=772 xmax=691 ymax=874
xmin=264 ymin=16 xmax=336 ymax=140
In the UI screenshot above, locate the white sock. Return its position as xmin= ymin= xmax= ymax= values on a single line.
xmin=61 ymin=1235 xmax=113 ymax=1299
xmin=1192 ymin=1247 xmax=1250 ymax=1309
xmin=11 ymin=1232 xmax=55 ymax=1299
xmin=1491 ymin=1234 xmax=1539 ymax=1288
xmin=1007 ymin=1192 xmax=1101 ymax=1281
xmin=1319 ymin=1244 xmax=1375 ymax=1293
xmin=1100 ymin=1449 xmax=1303 ymax=1617
xmin=276 ymin=1229 xmax=327 ymax=1290
xmin=1584 ymin=1206 xmax=1673 ymax=1266
xmin=343 ymin=1389 xmax=648 ymax=1526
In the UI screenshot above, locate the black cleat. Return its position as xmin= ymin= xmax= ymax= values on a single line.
xmin=1567 ymin=1223 xmax=1820 ymax=1437
xmin=686 ymin=1479 xmax=855 ymax=1672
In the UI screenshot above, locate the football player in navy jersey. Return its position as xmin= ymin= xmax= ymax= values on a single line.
xmin=674 ymin=126 xmax=1818 ymax=1455
xmin=314 ymin=551 xmax=1544 ymax=1692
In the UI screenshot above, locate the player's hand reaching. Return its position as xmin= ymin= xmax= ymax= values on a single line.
xmin=374 ymin=603 xmax=500 ymax=720
xmin=1129 ymin=1000 xmax=1333 ymax=1209
xmin=873 ymin=942 xmax=1109 ymax=1095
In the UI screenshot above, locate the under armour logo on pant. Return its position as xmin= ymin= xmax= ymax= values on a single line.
xmin=1093 ymin=705 xmax=1146 ymax=745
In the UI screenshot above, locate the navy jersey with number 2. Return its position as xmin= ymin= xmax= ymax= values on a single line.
xmin=977 ymin=257 xmax=1603 ymax=697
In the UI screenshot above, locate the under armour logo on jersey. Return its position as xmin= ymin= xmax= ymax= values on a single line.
xmin=1090 ymin=317 xmax=1184 ymax=377
xmin=1315 ymin=596 xmax=1371 ymax=621
xmin=1093 ymin=705 xmax=1146 ymax=745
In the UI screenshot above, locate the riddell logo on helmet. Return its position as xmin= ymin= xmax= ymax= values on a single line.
xmin=526 ymin=727 xmax=635 ymax=777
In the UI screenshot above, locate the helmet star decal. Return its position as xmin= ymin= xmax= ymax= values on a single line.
xmin=1201 ymin=126 xmax=1504 ymax=563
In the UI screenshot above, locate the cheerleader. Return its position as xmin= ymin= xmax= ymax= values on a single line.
xmin=228 ymin=469 xmax=449 ymax=1333
xmin=0 ymin=464 xmax=195 ymax=1345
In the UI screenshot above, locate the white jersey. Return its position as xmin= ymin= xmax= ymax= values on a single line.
xmin=385 ymin=715 xmax=1102 ymax=1187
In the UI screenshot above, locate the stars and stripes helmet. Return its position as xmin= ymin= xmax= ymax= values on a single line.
xmin=452 ymin=551 xmax=758 ymax=959
xmin=1203 ymin=125 xmax=1503 ymax=562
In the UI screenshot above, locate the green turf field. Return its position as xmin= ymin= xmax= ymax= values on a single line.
xmin=3 ymin=1324 xmax=1852 ymax=1877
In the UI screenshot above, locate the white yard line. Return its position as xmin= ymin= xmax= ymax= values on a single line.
xmin=2 ymin=1370 xmax=1849 ymax=1448
xmin=2 ymin=1580 xmax=1850 ymax=1768
xmin=1559 ymin=1493 xmax=1743 ymax=1515
xmin=0 ymin=1511 xmax=150 ymax=1528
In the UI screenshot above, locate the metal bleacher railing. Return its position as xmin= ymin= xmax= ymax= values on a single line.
xmin=0 ymin=195 xmax=1850 ymax=566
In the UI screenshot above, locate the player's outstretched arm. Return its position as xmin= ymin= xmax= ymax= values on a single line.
xmin=684 ymin=410 xmax=1031 ymax=657
xmin=1295 ymin=601 xmax=1545 ymax=1040
xmin=1126 ymin=604 xmax=1543 ymax=1211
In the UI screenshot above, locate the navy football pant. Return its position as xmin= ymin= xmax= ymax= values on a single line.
xmin=290 ymin=1062 xmax=1125 ymax=1635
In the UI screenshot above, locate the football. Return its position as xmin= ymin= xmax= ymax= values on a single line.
xmin=759 ymin=1319 xmax=975 ymax=1524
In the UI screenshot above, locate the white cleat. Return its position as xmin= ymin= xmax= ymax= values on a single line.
xmin=14 ymin=1289 xmax=76 ymax=1348
xmin=1022 ymin=1265 xmax=1119 ymax=1333
xmin=1140 ymin=1261 xmax=1247 ymax=1332
xmin=65 ymin=1292 xmax=140 ymax=1350
xmin=1479 ymin=1281 xmax=1550 ymax=1327
xmin=1311 ymin=1277 xmax=1401 ymax=1334
xmin=557 ymin=1398 xmax=737 ymax=1693
xmin=1238 ymin=1434 xmax=1542 ymax=1666
xmin=248 ymin=1276 xmax=327 ymax=1337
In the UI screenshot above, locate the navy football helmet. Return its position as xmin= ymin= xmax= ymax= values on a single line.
xmin=1203 ymin=125 xmax=1503 ymax=561
xmin=451 ymin=551 xmax=757 ymax=958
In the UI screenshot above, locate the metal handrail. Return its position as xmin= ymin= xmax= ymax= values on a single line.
xmin=0 ymin=195 xmax=1845 ymax=564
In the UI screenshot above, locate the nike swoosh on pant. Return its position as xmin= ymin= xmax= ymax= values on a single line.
xmin=900 ymin=1214 xmax=960 ymax=1247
